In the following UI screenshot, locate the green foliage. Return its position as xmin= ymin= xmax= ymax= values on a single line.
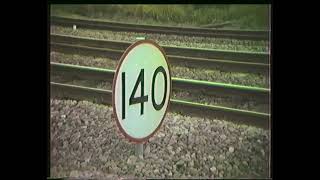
xmin=228 ymin=5 xmax=269 ymax=29
xmin=51 ymin=4 xmax=270 ymax=30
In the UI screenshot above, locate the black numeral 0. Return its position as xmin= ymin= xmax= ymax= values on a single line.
xmin=121 ymin=66 xmax=168 ymax=120
xmin=152 ymin=66 xmax=167 ymax=111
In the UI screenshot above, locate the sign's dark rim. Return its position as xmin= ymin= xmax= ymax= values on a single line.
xmin=112 ymin=39 xmax=172 ymax=144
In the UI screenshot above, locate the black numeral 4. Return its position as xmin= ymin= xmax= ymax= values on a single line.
xmin=129 ymin=69 xmax=149 ymax=115
xmin=121 ymin=67 xmax=168 ymax=120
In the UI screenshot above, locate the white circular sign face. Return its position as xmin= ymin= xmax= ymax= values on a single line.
xmin=112 ymin=40 xmax=171 ymax=143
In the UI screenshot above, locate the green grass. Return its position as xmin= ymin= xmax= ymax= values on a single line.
xmin=51 ymin=5 xmax=270 ymax=30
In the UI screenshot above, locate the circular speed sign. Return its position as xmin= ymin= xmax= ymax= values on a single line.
xmin=112 ymin=40 xmax=171 ymax=143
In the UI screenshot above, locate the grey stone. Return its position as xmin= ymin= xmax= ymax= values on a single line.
xmin=185 ymin=152 xmax=191 ymax=160
xmin=127 ymin=155 xmax=137 ymax=165
xmin=208 ymin=155 xmax=214 ymax=161
xmin=217 ymin=164 xmax=224 ymax=170
xmin=169 ymin=135 xmax=177 ymax=145
xmin=219 ymin=171 xmax=224 ymax=177
xmin=227 ymin=166 xmax=232 ymax=171
xmin=157 ymin=132 xmax=165 ymax=138
xmin=175 ymin=159 xmax=184 ymax=168
xmin=164 ymin=169 xmax=168 ymax=174
xmin=176 ymin=147 xmax=181 ymax=153
xmin=210 ymin=166 xmax=217 ymax=172
xmin=173 ymin=116 xmax=179 ymax=123
xmin=229 ymin=147 xmax=234 ymax=153
xmin=174 ymin=171 xmax=181 ymax=177
xmin=69 ymin=170 xmax=78 ymax=177
xmin=190 ymin=168 xmax=198 ymax=176
xmin=220 ymin=134 xmax=227 ymax=140
xmin=63 ymin=141 xmax=68 ymax=148
xmin=144 ymin=145 xmax=151 ymax=156
xmin=154 ymin=169 xmax=159 ymax=174
xmin=203 ymin=156 xmax=207 ymax=161
xmin=233 ymin=164 xmax=239 ymax=170
xmin=165 ymin=164 xmax=172 ymax=170
xmin=189 ymin=160 xmax=194 ymax=167
xmin=242 ymin=161 xmax=248 ymax=166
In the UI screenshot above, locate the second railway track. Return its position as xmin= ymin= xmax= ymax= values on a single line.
xmin=51 ymin=34 xmax=270 ymax=74
xmin=51 ymin=16 xmax=270 ymax=41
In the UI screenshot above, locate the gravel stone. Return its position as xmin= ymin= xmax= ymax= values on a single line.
xmin=127 ymin=155 xmax=137 ymax=165
xmin=220 ymin=134 xmax=227 ymax=140
xmin=219 ymin=154 xmax=225 ymax=160
xmin=50 ymin=99 xmax=270 ymax=179
xmin=190 ymin=168 xmax=198 ymax=176
xmin=144 ymin=145 xmax=151 ymax=156
xmin=154 ymin=169 xmax=159 ymax=174
xmin=210 ymin=166 xmax=217 ymax=173
xmin=229 ymin=147 xmax=235 ymax=153
xmin=69 ymin=170 xmax=78 ymax=177
xmin=175 ymin=160 xmax=184 ymax=168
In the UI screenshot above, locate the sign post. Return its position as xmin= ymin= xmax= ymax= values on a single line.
xmin=135 ymin=143 xmax=144 ymax=159
xmin=135 ymin=37 xmax=145 ymax=159
xmin=112 ymin=37 xmax=171 ymax=159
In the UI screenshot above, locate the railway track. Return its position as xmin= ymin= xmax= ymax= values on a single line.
xmin=51 ymin=62 xmax=270 ymax=102
xmin=51 ymin=35 xmax=270 ymax=74
xmin=51 ymin=82 xmax=269 ymax=129
xmin=51 ymin=34 xmax=269 ymax=63
xmin=51 ymin=16 xmax=269 ymax=41
xmin=50 ymin=62 xmax=270 ymax=128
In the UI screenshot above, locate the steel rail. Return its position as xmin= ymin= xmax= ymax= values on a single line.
xmin=50 ymin=82 xmax=269 ymax=129
xmin=50 ymin=16 xmax=269 ymax=41
xmin=50 ymin=62 xmax=270 ymax=102
xmin=50 ymin=42 xmax=269 ymax=74
xmin=51 ymin=34 xmax=269 ymax=64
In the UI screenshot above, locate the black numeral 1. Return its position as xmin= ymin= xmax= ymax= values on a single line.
xmin=122 ymin=72 xmax=125 ymax=120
